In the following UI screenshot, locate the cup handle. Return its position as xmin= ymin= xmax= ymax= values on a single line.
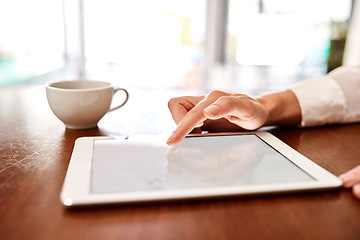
xmin=108 ymin=88 xmax=129 ymax=112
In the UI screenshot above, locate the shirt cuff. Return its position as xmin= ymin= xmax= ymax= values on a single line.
xmin=289 ymin=76 xmax=347 ymax=127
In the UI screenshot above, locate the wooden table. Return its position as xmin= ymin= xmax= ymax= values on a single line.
xmin=1 ymin=85 xmax=360 ymax=240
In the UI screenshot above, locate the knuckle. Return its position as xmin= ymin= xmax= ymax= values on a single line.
xmin=207 ymin=90 xmax=226 ymax=98
xmin=219 ymin=95 xmax=238 ymax=106
xmin=234 ymin=94 xmax=252 ymax=101
xmin=167 ymin=97 xmax=180 ymax=108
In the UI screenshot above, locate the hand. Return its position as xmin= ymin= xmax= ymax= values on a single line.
xmin=339 ymin=165 xmax=360 ymax=199
xmin=166 ymin=90 xmax=269 ymax=145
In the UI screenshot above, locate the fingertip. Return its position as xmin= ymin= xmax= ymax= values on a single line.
xmin=353 ymin=184 xmax=360 ymax=200
xmin=339 ymin=174 xmax=346 ymax=183
xmin=167 ymin=133 xmax=176 ymax=146
xmin=339 ymin=172 xmax=355 ymax=187
xmin=166 ymin=138 xmax=173 ymax=146
xmin=167 ymin=139 xmax=177 ymax=146
xmin=166 ymin=131 xmax=183 ymax=146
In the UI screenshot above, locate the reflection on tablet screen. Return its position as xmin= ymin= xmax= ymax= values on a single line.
xmin=91 ymin=135 xmax=314 ymax=194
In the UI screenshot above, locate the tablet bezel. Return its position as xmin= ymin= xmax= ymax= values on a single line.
xmin=60 ymin=132 xmax=342 ymax=207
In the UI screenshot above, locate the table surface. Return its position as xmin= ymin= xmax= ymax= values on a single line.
xmin=1 ymin=85 xmax=360 ymax=240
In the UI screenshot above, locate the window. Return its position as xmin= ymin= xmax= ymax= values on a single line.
xmin=82 ymin=0 xmax=206 ymax=89
xmin=0 ymin=0 xmax=65 ymax=85
xmin=0 ymin=0 xmax=354 ymax=91
xmin=206 ymin=0 xmax=353 ymax=93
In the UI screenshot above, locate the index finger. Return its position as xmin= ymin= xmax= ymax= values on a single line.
xmin=167 ymin=90 xmax=228 ymax=145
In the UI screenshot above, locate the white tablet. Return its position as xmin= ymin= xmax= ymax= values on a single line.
xmin=60 ymin=132 xmax=342 ymax=207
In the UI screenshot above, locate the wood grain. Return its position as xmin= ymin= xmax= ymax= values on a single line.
xmin=1 ymin=85 xmax=359 ymax=240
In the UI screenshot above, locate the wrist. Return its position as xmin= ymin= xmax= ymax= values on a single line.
xmin=257 ymin=90 xmax=301 ymax=126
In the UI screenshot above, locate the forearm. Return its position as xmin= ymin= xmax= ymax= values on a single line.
xmin=257 ymin=90 xmax=301 ymax=127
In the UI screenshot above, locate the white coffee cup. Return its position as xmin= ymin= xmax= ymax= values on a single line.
xmin=45 ymin=80 xmax=129 ymax=129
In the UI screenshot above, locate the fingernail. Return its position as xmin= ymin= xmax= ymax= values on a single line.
xmin=167 ymin=132 xmax=175 ymax=144
xmin=204 ymin=105 xmax=220 ymax=116
xmin=167 ymin=137 xmax=173 ymax=145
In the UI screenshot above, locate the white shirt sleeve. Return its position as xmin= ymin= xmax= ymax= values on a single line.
xmin=289 ymin=65 xmax=360 ymax=127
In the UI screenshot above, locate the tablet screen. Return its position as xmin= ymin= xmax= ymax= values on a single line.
xmin=91 ymin=134 xmax=314 ymax=194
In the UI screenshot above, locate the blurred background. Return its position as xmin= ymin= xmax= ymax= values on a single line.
xmin=0 ymin=0 xmax=357 ymax=94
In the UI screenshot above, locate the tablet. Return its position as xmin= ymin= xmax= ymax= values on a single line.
xmin=60 ymin=132 xmax=342 ymax=207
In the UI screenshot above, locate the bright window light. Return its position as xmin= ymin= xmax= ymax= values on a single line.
xmin=0 ymin=0 xmax=65 ymax=85
xmin=83 ymin=0 xmax=206 ymax=89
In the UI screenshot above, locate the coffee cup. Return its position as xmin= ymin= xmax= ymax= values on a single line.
xmin=45 ymin=80 xmax=129 ymax=129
